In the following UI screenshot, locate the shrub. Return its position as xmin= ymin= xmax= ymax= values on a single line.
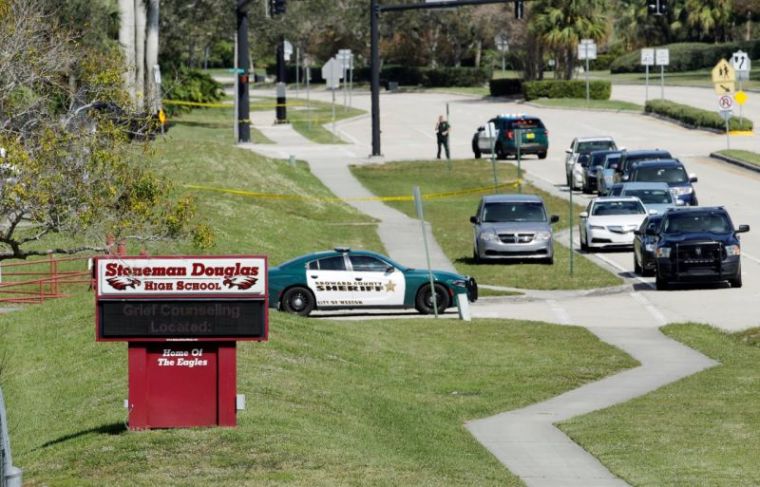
xmin=489 ymin=78 xmax=523 ymax=96
xmin=645 ymin=99 xmax=753 ymax=132
xmin=611 ymin=41 xmax=760 ymax=73
xmin=522 ymin=80 xmax=611 ymax=100
xmin=162 ymin=67 xmax=224 ymax=115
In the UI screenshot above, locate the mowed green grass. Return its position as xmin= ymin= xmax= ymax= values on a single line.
xmin=250 ymin=96 xmax=365 ymax=144
xmin=716 ymin=149 xmax=760 ymax=167
xmin=1 ymin=293 xmax=636 ymax=486
xmin=560 ymin=324 xmax=760 ymax=486
xmin=351 ymin=160 xmax=623 ymax=290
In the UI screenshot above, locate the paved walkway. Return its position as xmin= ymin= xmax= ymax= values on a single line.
xmin=236 ymin=97 xmax=721 ymax=487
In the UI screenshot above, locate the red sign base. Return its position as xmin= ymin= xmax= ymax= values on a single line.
xmin=127 ymin=342 xmax=237 ymax=429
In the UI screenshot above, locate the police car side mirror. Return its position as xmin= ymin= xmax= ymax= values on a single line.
xmin=470 ymin=216 xmax=479 ymax=224
xmin=579 ymin=211 xmax=588 ymax=219
xmin=477 ymin=126 xmax=485 ymax=132
xmin=565 ymin=148 xmax=572 ymax=154
xmin=689 ymin=173 xmax=698 ymax=183
xmin=550 ymin=215 xmax=559 ymax=223
xmin=737 ymin=224 xmax=750 ymax=234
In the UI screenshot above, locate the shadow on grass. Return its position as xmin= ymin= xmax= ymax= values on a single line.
xmin=35 ymin=422 xmax=126 ymax=450
xmin=170 ymin=120 xmax=230 ymax=130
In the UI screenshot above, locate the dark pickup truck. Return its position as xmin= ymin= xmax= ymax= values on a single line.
xmin=651 ymin=207 xmax=749 ymax=290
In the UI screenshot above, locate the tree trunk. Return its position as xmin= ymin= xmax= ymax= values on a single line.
xmin=474 ymin=40 xmax=482 ymax=68
xmin=134 ymin=0 xmax=146 ymax=111
xmin=118 ymin=0 xmax=136 ymax=105
xmin=145 ymin=0 xmax=159 ymax=113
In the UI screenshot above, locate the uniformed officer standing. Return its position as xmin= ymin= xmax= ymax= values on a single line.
xmin=435 ymin=115 xmax=450 ymax=160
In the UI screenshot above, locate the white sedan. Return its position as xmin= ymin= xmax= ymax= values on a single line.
xmin=579 ymin=197 xmax=648 ymax=251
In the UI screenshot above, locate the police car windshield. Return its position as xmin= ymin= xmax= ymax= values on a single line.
xmin=623 ymin=189 xmax=673 ymax=204
xmin=633 ymin=166 xmax=688 ymax=183
xmin=483 ymin=202 xmax=547 ymax=222
xmin=592 ymin=201 xmax=645 ymax=216
xmin=578 ymin=141 xmax=615 ymax=152
xmin=664 ymin=212 xmax=731 ymax=234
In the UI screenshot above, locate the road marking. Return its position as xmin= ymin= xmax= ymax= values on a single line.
xmin=590 ymin=251 xmax=655 ymax=289
xmin=547 ymin=299 xmax=572 ymax=325
xmin=742 ymin=252 xmax=760 ymax=265
xmin=629 ymin=292 xmax=667 ymax=325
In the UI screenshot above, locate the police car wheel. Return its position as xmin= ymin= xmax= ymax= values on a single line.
xmin=415 ymin=283 xmax=450 ymax=315
xmin=282 ymin=286 xmax=315 ymax=316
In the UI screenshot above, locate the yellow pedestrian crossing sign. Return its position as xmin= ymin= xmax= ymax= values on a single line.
xmin=711 ymin=59 xmax=736 ymax=83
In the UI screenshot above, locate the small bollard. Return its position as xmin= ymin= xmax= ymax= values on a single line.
xmin=288 ymin=155 xmax=296 ymax=167
xmin=456 ymin=293 xmax=471 ymax=321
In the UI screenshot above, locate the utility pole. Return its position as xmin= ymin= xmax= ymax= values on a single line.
xmin=370 ymin=0 xmax=381 ymax=156
xmin=235 ymin=0 xmax=252 ymax=143
xmin=276 ymin=35 xmax=287 ymax=123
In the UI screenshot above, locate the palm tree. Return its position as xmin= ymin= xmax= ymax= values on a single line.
xmin=529 ymin=0 xmax=609 ymax=80
xmin=684 ymin=0 xmax=732 ymax=42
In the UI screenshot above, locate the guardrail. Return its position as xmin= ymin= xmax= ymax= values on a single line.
xmin=0 ymin=386 xmax=22 ymax=487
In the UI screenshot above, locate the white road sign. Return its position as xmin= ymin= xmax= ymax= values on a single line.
xmin=337 ymin=49 xmax=353 ymax=70
xmin=283 ymin=40 xmax=293 ymax=61
xmin=655 ymin=48 xmax=669 ymax=66
xmin=495 ymin=33 xmax=509 ymax=52
xmin=718 ymin=95 xmax=734 ymax=111
xmin=732 ymin=50 xmax=751 ymax=81
xmin=321 ymin=57 xmax=342 ymax=89
xmin=641 ymin=48 xmax=655 ymax=66
xmin=578 ymin=41 xmax=597 ymax=60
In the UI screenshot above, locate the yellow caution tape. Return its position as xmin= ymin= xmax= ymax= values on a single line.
xmin=184 ymin=180 xmax=522 ymax=203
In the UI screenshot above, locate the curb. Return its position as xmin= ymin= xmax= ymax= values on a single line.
xmin=521 ymin=100 xmax=642 ymax=114
xmin=642 ymin=112 xmax=725 ymax=134
xmin=709 ymin=152 xmax=760 ymax=174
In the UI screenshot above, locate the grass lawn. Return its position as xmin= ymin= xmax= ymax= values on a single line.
xmin=605 ymin=68 xmax=760 ymax=90
xmin=715 ymin=149 xmax=760 ymax=167
xmin=1 ymin=294 xmax=636 ymax=486
xmin=250 ymin=96 xmax=365 ymax=144
xmin=351 ymin=160 xmax=623 ymax=290
xmin=559 ymin=323 xmax=760 ymax=486
xmin=528 ymin=98 xmax=642 ymax=112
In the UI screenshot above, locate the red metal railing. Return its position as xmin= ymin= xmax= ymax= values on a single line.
xmin=0 ymin=255 xmax=93 ymax=304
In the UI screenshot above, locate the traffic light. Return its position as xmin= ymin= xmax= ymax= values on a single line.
xmin=514 ymin=0 xmax=524 ymax=19
xmin=269 ymin=0 xmax=286 ymax=16
xmin=647 ymin=0 xmax=667 ymax=15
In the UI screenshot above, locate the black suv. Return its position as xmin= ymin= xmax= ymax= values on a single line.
xmin=650 ymin=207 xmax=749 ymax=290
xmin=618 ymin=149 xmax=671 ymax=180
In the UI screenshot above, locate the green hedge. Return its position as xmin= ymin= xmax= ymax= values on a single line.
xmin=645 ymin=99 xmax=753 ymax=132
xmin=522 ymin=80 xmax=611 ymax=100
xmin=489 ymin=78 xmax=523 ymax=96
xmin=611 ymin=41 xmax=760 ymax=73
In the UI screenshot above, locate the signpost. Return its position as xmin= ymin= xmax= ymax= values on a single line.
xmin=322 ymin=57 xmax=343 ymax=134
xmin=577 ymin=39 xmax=597 ymax=104
xmin=95 ymin=256 xmax=268 ymax=430
xmin=655 ymin=48 xmax=669 ymax=100
xmin=337 ymin=49 xmax=353 ymax=110
xmin=495 ymin=32 xmax=509 ymax=72
xmin=413 ymin=186 xmax=438 ymax=318
xmin=641 ymin=48 xmax=655 ymax=102
xmin=732 ymin=50 xmax=751 ymax=123
xmin=719 ymin=95 xmax=734 ymax=149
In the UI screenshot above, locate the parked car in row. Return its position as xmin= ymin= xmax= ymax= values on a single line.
xmin=633 ymin=213 xmax=663 ymax=276
xmin=470 ymin=194 xmax=559 ymax=264
xmin=618 ymin=149 xmax=671 ymax=181
xmin=582 ymin=150 xmax=621 ymax=194
xmin=596 ymin=153 xmax=623 ymax=196
xmin=579 ymin=197 xmax=648 ymax=251
xmin=648 ymin=207 xmax=749 ymax=289
xmin=565 ymin=136 xmax=617 ymax=189
xmin=472 ymin=114 xmax=549 ymax=160
xmin=619 ymin=182 xmax=679 ymax=215
xmin=627 ymin=160 xmax=698 ymax=206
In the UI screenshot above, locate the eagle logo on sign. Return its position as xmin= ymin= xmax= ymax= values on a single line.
xmin=223 ymin=276 xmax=259 ymax=290
xmin=106 ymin=276 xmax=141 ymax=290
